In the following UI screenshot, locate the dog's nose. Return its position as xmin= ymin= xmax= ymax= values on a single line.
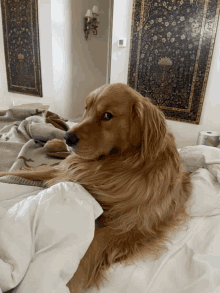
xmin=64 ymin=132 xmax=80 ymax=146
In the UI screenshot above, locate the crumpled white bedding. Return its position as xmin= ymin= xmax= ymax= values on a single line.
xmin=83 ymin=145 xmax=220 ymax=293
xmin=1 ymin=145 xmax=220 ymax=293
xmin=0 ymin=182 xmax=103 ymax=293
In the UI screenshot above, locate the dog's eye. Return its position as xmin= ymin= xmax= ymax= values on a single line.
xmin=102 ymin=112 xmax=113 ymax=121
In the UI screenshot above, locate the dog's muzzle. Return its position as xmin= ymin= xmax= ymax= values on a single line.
xmin=64 ymin=132 xmax=80 ymax=147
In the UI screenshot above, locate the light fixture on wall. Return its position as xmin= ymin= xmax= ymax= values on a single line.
xmin=84 ymin=6 xmax=100 ymax=40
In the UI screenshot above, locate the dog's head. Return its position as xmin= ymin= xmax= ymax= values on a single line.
xmin=64 ymin=83 xmax=167 ymax=160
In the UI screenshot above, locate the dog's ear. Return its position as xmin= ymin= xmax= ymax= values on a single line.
xmin=132 ymin=98 xmax=167 ymax=159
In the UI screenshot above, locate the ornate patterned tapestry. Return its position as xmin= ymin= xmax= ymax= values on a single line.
xmin=128 ymin=0 xmax=220 ymax=124
xmin=1 ymin=0 xmax=43 ymax=97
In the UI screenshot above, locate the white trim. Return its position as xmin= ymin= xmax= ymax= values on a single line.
xmin=106 ymin=0 xmax=114 ymax=84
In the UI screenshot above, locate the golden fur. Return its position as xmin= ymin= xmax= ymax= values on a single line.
xmin=0 ymin=83 xmax=191 ymax=292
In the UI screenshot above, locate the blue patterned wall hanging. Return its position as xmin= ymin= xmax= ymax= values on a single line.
xmin=1 ymin=0 xmax=43 ymax=97
xmin=128 ymin=0 xmax=220 ymax=124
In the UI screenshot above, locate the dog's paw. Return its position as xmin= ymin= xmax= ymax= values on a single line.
xmin=44 ymin=139 xmax=71 ymax=159
xmin=0 ymin=171 xmax=7 ymax=177
xmin=44 ymin=139 xmax=68 ymax=153
xmin=47 ymin=151 xmax=71 ymax=159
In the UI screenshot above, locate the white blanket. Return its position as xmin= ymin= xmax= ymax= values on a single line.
xmin=0 ymin=182 xmax=103 ymax=293
xmin=1 ymin=145 xmax=220 ymax=293
xmin=83 ymin=146 xmax=220 ymax=293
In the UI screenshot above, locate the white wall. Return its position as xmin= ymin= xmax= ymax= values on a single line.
xmin=51 ymin=0 xmax=110 ymax=119
xmin=110 ymin=0 xmax=220 ymax=148
xmin=0 ymin=0 xmax=110 ymax=119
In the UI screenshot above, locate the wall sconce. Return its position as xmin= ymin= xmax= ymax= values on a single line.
xmin=84 ymin=6 xmax=100 ymax=40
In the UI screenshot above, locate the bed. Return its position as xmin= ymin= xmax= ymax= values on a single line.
xmin=0 ymin=106 xmax=220 ymax=293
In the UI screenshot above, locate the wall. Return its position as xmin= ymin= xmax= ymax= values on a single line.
xmin=110 ymin=0 xmax=220 ymax=148
xmin=51 ymin=0 xmax=110 ymax=119
xmin=0 ymin=0 xmax=110 ymax=119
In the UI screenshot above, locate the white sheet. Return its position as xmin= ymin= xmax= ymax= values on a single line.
xmin=0 ymin=182 xmax=103 ymax=293
xmin=82 ymin=146 xmax=220 ymax=293
xmin=1 ymin=145 xmax=220 ymax=293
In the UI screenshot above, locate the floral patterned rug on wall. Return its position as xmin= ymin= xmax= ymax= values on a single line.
xmin=128 ymin=0 xmax=220 ymax=124
xmin=1 ymin=0 xmax=42 ymax=97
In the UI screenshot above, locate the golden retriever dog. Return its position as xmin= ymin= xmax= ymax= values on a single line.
xmin=0 ymin=83 xmax=191 ymax=292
